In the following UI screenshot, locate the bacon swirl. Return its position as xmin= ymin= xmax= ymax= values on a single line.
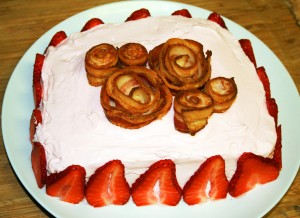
xmin=118 ymin=43 xmax=148 ymax=66
xmin=174 ymin=90 xmax=214 ymax=135
xmin=101 ymin=66 xmax=172 ymax=129
xmin=149 ymin=38 xmax=212 ymax=94
xmin=85 ymin=43 xmax=118 ymax=86
xmin=204 ymin=77 xmax=237 ymax=113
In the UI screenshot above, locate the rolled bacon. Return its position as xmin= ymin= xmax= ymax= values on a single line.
xmin=149 ymin=38 xmax=212 ymax=94
xmin=101 ymin=66 xmax=172 ymax=129
xmin=118 ymin=43 xmax=148 ymax=66
xmin=204 ymin=77 xmax=237 ymax=113
xmin=174 ymin=90 xmax=214 ymax=135
xmin=85 ymin=43 xmax=119 ymax=86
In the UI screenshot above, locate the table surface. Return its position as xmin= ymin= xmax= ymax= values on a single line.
xmin=0 ymin=0 xmax=299 ymax=217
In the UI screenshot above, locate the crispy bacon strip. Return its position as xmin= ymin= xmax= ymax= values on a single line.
xmin=149 ymin=38 xmax=212 ymax=94
xmin=174 ymin=90 xmax=214 ymax=135
xmin=204 ymin=77 xmax=237 ymax=113
xmin=85 ymin=43 xmax=118 ymax=86
xmin=101 ymin=66 xmax=172 ymax=129
xmin=118 ymin=43 xmax=148 ymax=66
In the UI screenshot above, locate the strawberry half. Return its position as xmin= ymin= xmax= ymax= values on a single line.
xmin=273 ymin=125 xmax=282 ymax=170
xmin=85 ymin=160 xmax=130 ymax=207
xmin=131 ymin=159 xmax=182 ymax=206
xmin=207 ymin=12 xmax=227 ymax=29
xmin=256 ymin=66 xmax=270 ymax=99
xmin=81 ymin=18 xmax=104 ymax=32
xmin=229 ymin=152 xmax=280 ymax=197
xmin=46 ymin=165 xmax=86 ymax=204
xmin=125 ymin=8 xmax=151 ymax=22
xmin=33 ymin=53 xmax=45 ymax=108
xmin=239 ymin=39 xmax=257 ymax=67
xmin=29 ymin=109 xmax=42 ymax=143
xmin=267 ymin=97 xmax=278 ymax=125
xmin=31 ymin=142 xmax=47 ymax=188
xmin=48 ymin=31 xmax=67 ymax=48
xmin=183 ymin=155 xmax=228 ymax=205
xmin=171 ymin=9 xmax=192 ymax=18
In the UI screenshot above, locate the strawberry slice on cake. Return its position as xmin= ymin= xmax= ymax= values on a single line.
xmin=31 ymin=142 xmax=47 ymax=188
xmin=85 ymin=160 xmax=130 ymax=207
xmin=46 ymin=165 xmax=86 ymax=204
xmin=183 ymin=155 xmax=229 ymax=205
xmin=229 ymin=153 xmax=280 ymax=197
xmin=81 ymin=18 xmax=104 ymax=32
xmin=207 ymin=12 xmax=228 ymax=29
xmin=131 ymin=159 xmax=182 ymax=206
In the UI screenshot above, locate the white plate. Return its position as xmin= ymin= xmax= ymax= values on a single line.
xmin=2 ymin=1 xmax=300 ymax=218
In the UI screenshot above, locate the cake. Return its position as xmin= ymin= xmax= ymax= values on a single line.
xmin=30 ymin=8 xmax=282 ymax=206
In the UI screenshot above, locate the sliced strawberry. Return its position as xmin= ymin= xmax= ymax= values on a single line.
xmin=46 ymin=165 xmax=86 ymax=204
xmin=239 ymin=39 xmax=257 ymax=67
xmin=48 ymin=31 xmax=67 ymax=47
xmin=85 ymin=160 xmax=130 ymax=207
xmin=31 ymin=142 xmax=47 ymax=188
xmin=131 ymin=159 xmax=182 ymax=206
xmin=183 ymin=155 xmax=228 ymax=205
xmin=29 ymin=109 xmax=42 ymax=142
xmin=273 ymin=125 xmax=282 ymax=170
xmin=171 ymin=9 xmax=192 ymax=18
xmin=229 ymin=152 xmax=280 ymax=197
xmin=125 ymin=8 xmax=151 ymax=22
xmin=33 ymin=53 xmax=45 ymax=108
xmin=256 ymin=66 xmax=270 ymax=99
xmin=207 ymin=12 xmax=227 ymax=29
xmin=81 ymin=18 xmax=104 ymax=32
xmin=267 ymin=97 xmax=278 ymax=125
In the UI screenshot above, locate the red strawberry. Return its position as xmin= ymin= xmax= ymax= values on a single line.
xmin=171 ymin=9 xmax=192 ymax=18
xmin=131 ymin=159 xmax=182 ymax=206
xmin=33 ymin=53 xmax=45 ymax=108
xmin=125 ymin=8 xmax=151 ymax=22
xmin=267 ymin=97 xmax=278 ymax=125
xmin=229 ymin=152 xmax=280 ymax=197
xmin=81 ymin=18 xmax=104 ymax=32
xmin=85 ymin=160 xmax=130 ymax=207
xmin=183 ymin=155 xmax=228 ymax=205
xmin=48 ymin=31 xmax=67 ymax=47
xmin=239 ymin=39 xmax=257 ymax=67
xmin=31 ymin=142 xmax=47 ymax=188
xmin=273 ymin=125 xmax=282 ymax=170
xmin=256 ymin=66 xmax=270 ymax=99
xmin=29 ymin=109 xmax=42 ymax=142
xmin=46 ymin=165 xmax=86 ymax=204
xmin=207 ymin=12 xmax=227 ymax=29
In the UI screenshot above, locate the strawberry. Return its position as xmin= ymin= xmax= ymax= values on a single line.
xmin=239 ymin=39 xmax=257 ymax=67
xmin=33 ymin=53 xmax=45 ymax=108
xmin=31 ymin=142 xmax=47 ymax=188
xmin=125 ymin=8 xmax=151 ymax=22
xmin=267 ymin=97 xmax=278 ymax=125
xmin=171 ymin=9 xmax=192 ymax=18
xmin=182 ymin=155 xmax=228 ymax=205
xmin=229 ymin=152 xmax=280 ymax=197
xmin=256 ymin=66 xmax=270 ymax=99
xmin=207 ymin=12 xmax=227 ymax=29
xmin=46 ymin=165 xmax=86 ymax=204
xmin=131 ymin=159 xmax=182 ymax=206
xmin=85 ymin=160 xmax=130 ymax=207
xmin=273 ymin=125 xmax=282 ymax=170
xmin=29 ymin=109 xmax=42 ymax=142
xmin=48 ymin=31 xmax=67 ymax=48
xmin=81 ymin=18 xmax=104 ymax=32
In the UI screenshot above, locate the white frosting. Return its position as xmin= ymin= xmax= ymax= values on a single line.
xmin=35 ymin=16 xmax=276 ymax=187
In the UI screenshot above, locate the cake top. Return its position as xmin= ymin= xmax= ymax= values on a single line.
xmin=36 ymin=15 xmax=276 ymax=180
